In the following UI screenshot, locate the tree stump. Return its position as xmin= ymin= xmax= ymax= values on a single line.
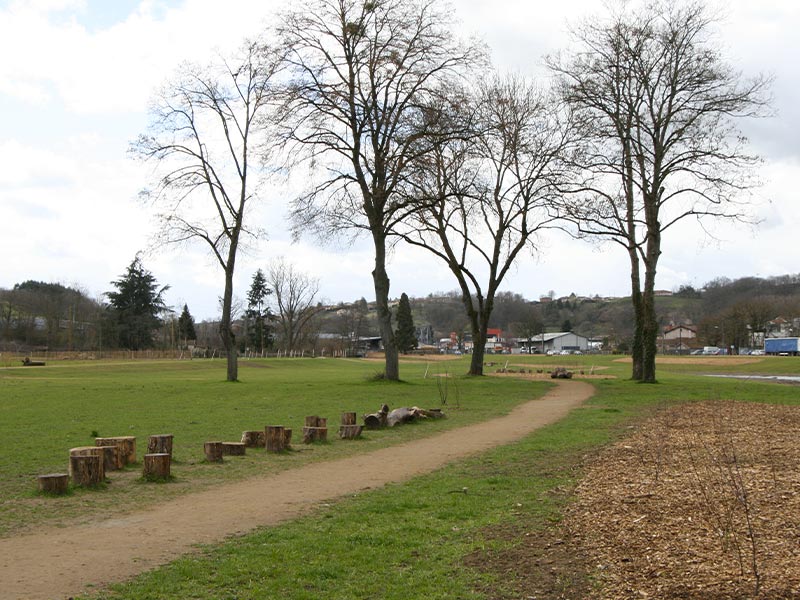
xmin=341 ymin=412 xmax=357 ymax=426
xmin=96 ymin=444 xmax=122 ymax=472
xmin=95 ymin=436 xmax=136 ymax=465
xmin=338 ymin=424 xmax=363 ymax=440
xmin=283 ymin=428 xmax=293 ymax=448
xmin=303 ymin=416 xmax=328 ymax=444
xmin=37 ymin=473 xmax=69 ymax=495
xmin=69 ymin=454 xmax=103 ymax=487
xmin=204 ymin=441 xmax=224 ymax=462
xmin=69 ymin=447 xmax=106 ymax=482
xmin=222 ymin=442 xmax=246 ymax=456
xmin=147 ymin=434 xmax=173 ymax=456
xmin=265 ymin=426 xmax=287 ymax=453
xmin=142 ymin=453 xmax=171 ymax=481
xmin=241 ymin=430 xmax=266 ymax=448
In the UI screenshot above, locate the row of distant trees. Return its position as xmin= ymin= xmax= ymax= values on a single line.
xmin=130 ymin=0 xmax=770 ymax=382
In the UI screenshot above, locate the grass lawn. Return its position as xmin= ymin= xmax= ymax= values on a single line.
xmin=69 ymin=355 xmax=800 ymax=600
xmin=0 ymin=356 xmax=550 ymax=536
xmin=4 ymin=354 xmax=800 ymax=598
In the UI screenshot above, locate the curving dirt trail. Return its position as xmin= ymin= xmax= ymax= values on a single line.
xmin=0 ymin=379 xmax=593 ymax=600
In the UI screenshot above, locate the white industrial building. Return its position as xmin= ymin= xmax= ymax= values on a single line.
xmin=515 ymin=332 xmax=590 ymax=354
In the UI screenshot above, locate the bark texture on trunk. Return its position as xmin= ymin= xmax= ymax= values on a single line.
xmin=372 ymin=234 xmax=399 ymax=381
xmin=142 ymin=453 xmax=171 ymax=480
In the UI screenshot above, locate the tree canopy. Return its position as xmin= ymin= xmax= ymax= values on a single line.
xmin=106 ymin=256 xmax=168 ymax=351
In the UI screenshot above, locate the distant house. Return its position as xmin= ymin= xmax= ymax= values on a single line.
xmin=661 ymin=324 xmax=696 ymax=353
xmin=515 ymin=332 xmax=589 ymax=354
xmin=767 ymin=316 xmax=794 ymax=338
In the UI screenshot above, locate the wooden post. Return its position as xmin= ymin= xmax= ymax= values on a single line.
xmin=222 ymin=442 xmax=246 ymax=456
xmin=204 ymin=441 xmax=224 ymax=462
xmin=241 ymin=430 xmax=266 ymax=448
xmin=147 ymin=434 xmax=173 ymax=456
xmin=303 ymin=416 xmax=328 ymax=444
xmin=96 ymin=445 xmax=122 ymax=472
xmin=95 ymin=436 xmax=136 ymax=464
xmin=142 ymin=453 xmax=171 ymax=480
xmin=69 ymin=447 xmax=105 ymax=482
xmin=265 ymin=426 xmax=286 ymax=453
xmin=37 ymin=473 xmax=69 ymax=495
xmin=338 ymin=425 xmax=363 ymax=440
xmin=69 ymin=454 xmax=103 ymax=487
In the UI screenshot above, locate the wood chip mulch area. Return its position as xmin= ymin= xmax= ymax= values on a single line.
xmin=567 ymin=401 xmax=800 ymax=599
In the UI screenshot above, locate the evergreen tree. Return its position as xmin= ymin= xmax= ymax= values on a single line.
xmin=106 ymin=256 xmax=169 ymax=350
xmin=394 ymin=293 xmax=418 ymax=353
xmin=246 ymin=269 xmax=272 ymax=353
xmin=177 ymin=304 xmax=196 ymax=347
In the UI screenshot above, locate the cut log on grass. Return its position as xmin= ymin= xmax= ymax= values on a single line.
xmin=265 ymin=426 xmax=287 ymax=453
xmin=142 ymin=453 xmax=171 ymax=480
xmin=363 ymin=404 xmax=389 ymax=429
xmin=69 ymin=447 xmax=106 ymax=482
xmin=147 ymin=434 xmax=173 ymax=456
xmin=386 ymin=406 xmax=446 ymax=427
xmin=95 ymin=436 xmax=136 ymax=465
xmin=302 ymin=426 xmax=328 ymax=444
xmin=69 ymin=454 xmax=103 ymax=487
xmin=96 ymin=445 xmax=122 ymax=472
xmin=304 ymin=416 xmax=327 ymax=428
xmin=283 ymin=428 xmax=292 ymax=448
xmin=241 ymin=430 xmax=266 ymax=448
xmin=37 ymin=473 xmax=69 ymax=495
xmin=203 ymin=441 xmax=224 ymax=462
xmin=341 ymin=412 xmax=357 ymax=426
xmin=338 ymin=424 xmax=363 ymax=440
xmin=222 ymin=442 xmax=246 ymax=456
xmin=21 ymin=357 xmax=46 ymax=366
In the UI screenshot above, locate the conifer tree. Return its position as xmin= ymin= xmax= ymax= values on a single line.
xmin=177 ymin=304 xmax=196 ymax=347
xmin=394 ymin=293 xmax=418 ymax=354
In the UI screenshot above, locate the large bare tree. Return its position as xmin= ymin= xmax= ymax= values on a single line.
xmin=267 ymin=257 xmax=322 ymax=352
xmin=132 ymin=42 xmax=283 ymax=381
xmin=548 ymin=1 xmax=770 ymax=382
xmin=278 ymin=0 xmax=482 ymax=380
xmin=402 ymin=76 xmax=574 ymax=375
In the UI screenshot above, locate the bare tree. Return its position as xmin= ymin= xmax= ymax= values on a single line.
xmin=278 ymin=0 xmax=483 ymax=380
xmin=402 ymin=76 xmax=573 ymax=375
xmin=132 ymin=41 xmax=283 ymax=381
xmin=548 ymin=1 xmax=770 ymax=382
xmin=268 ymin=257 xmax=322 ymax=352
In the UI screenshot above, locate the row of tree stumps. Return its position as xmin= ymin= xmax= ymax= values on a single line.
xmin=37 ymin=407 xmax=432 ymax=495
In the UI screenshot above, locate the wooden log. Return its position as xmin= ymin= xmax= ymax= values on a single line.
xmin=241 ymin=430 xmax=266 ymax=448
xmin=283 ymin=428 xmax=293 ymax=448
xmin=387 ymin=407 xmax=419 ymax=427
xmin=37 ymin=473 xmax=69 ymax=495
xmin=147 ymin=434 xmax=173 ymax=456
xmin=95 ymin=436 xmax=136 ymax=465
xmin=96 ymin=445 xmax=122 ymax=472
xmin=69 ymin=447 xmax=106 ymax=481
xmin=363 ymin=404 xmax=390 ymax=429
xmin=341 ymin=412 xmax=357 ymax=426
xmin=338 ymin=424 xmax=363 ymax=440
xmin=21 ymin=357 xmax=46 ymax=366
xmin=203 ymin=441 xmax=224 ymax=462
xmin=142 ymin=453 xmax=171 ymax=480
xmin=222 ymin=442 xmax=246 ymax=456
xmin=265 ymin=426 xmax=286 ymax=453
xmin=302 ymin=426 xmax=328 ymax=444
xmin=69 ymin=454 xmax=103 ymax=487
xmin=304 ymin=415 xmax=327 ymax=428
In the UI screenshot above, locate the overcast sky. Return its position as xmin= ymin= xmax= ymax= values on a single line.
xmin=1 ymin=0 xmax=798 ymax=320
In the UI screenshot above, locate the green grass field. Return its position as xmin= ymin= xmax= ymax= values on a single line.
xmin=3 ymin=354 xmax=800 ymax=598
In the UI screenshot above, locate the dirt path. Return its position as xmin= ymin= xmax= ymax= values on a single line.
xmin=0 ymin=380 xmax=593 ymax=600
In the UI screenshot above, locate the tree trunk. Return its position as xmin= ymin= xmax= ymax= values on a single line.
xmin=628 ymin=246 xmax=644 ymax=381
xmin=96 ymin=445 xmax=122 ymax=472
xmin=266 ymin=426 xmax=287 ymax=452
xmin=96 ymin=436 xmax=136 ymax=465
xmin=37 ymin=473 xmax=69 ymax=494
xmin=220 ymin=259 xmax=239 ymax=382
xmin=203 ymin=441 xmax=224 ymax=462
xmin=338 ymin=424 xmax=362 ymax=439
xmin=222 ymin=442 xmax=246 ymax=456
xmin=142 ymin=453 xmax=171 ymax=480
xmin=372 ymin=233 xmax=399 ymax=380
xmin=69 ymin=450 xmax=104 ymax=487
xmin=147 ymin=434 xmax=173 ymax=456
xmin=303 ymin=416 xmax=328 ymax=443
xmin=241 ymin=430 xmax=266 ymax=448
